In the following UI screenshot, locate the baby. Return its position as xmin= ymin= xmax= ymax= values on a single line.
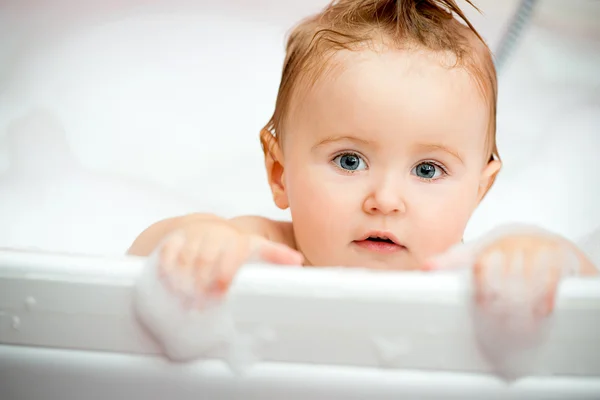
xmin=129 ymin=0 xmax=596 ymax=316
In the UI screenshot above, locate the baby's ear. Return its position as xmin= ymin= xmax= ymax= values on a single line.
xmin=478 ymin=159 xmax=502 ymax=202
xmin=261 ymin=130 xmax=289 ymax=210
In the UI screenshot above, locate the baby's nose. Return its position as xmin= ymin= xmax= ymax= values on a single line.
xmin=363 ymin=179 xmax=406 ymax=215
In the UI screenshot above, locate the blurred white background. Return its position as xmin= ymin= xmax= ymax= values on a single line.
xmin=0 ymin=0 xmax=598 ymax=255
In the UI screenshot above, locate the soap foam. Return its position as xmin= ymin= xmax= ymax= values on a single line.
xmin=440 ymin=224 xmax=586 ymax=381
xmin=133 ymin=251 xmax=264 ymax=375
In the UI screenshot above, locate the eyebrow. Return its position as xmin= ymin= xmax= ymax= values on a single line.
xmin=312 ymin=135 xmax=372 ymax=150
xmin=312 ymin=136 xmax=464 ymax=163
xmin=416 ymin=143 xmax=464 ymax=163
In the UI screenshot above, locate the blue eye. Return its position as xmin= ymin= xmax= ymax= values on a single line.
xmin=333 ymin=153 xmax=367 ymax=171
xmin=412 ymin=162 xmax=444 ymax=180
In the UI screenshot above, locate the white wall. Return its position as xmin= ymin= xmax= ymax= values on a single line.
xmin=0 ymin=0 xmax=598 ymax=255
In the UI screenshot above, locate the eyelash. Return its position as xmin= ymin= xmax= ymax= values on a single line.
xmin=414 ymin=160 xmax=449 ymax=182
xmin=432 ymin=161 xmax=449 ymax=174
xmin=331 ymin=151 xmax=368 ymax=174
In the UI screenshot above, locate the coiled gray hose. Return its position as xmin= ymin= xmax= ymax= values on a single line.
xmin=494 ymin=0 xmax=540 ymax=75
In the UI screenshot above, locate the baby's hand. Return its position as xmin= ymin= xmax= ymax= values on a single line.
xmin=467 ymin=234 xmax=576 ymax=318
xmin=425 ymin=225 xmax=591 ymax=319
xmin=156 ymin=218 xmax=303 ymax=307
xmin=424 ymin=225 xmax=596 ymax=378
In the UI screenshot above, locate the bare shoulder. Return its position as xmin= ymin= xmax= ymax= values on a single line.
xmin=230 ymin=215 xmax=297 ymax=250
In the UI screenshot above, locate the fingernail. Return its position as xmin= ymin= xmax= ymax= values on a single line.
xmin=213 ymin=277 xmax=230 ymax=293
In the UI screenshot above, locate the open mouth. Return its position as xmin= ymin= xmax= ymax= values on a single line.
xmin=365 ymin=236 xmax=395 ymax=244
xmin=354 ymin=232 xmax=405 ymax=253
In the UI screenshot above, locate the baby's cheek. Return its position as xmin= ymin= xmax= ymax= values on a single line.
xmin=411 ymin=198 xmax=472 ymax=259
xmin=287 ymin=174 xmax=345 ymax=263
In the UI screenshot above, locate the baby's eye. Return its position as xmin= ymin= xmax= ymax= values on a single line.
xmin=412 ymin=162 xmax=444 ymax=180
xmin=333 ymin=153 xmax=367 ymax=171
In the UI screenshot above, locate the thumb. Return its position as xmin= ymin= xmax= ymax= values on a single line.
xmin=249 ymin=237 xmax=304 ymax=266
xmin=424 ymin=242 xmax=478 ymax=271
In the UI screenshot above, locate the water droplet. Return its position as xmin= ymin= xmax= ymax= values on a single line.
xmin=12 ymin=316 xmax=20 ymax=330
xmin=25 ymin=296 xmax=37 ymax=310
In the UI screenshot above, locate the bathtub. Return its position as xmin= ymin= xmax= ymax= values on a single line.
xmin=2 ymin=0 xmax=600 ymax=398
xmin=1 ymin=248 xmax=600 ymax=400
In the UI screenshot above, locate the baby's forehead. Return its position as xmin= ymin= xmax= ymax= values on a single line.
xmin=289 ymin=48 xmax=489 ymax=144
xmin=326 ymin=47 xmax=483 ymax=96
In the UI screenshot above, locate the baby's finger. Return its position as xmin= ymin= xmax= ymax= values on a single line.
xmin=474 ymin=247 xmax=562 ymax=318
xmin=159 ymin=233 xmax=203 ymax=297
xmin=250 ymin=237 xmax=304 ymax=266
xmin=193 ymin=229 xmax=231 ymax=291
xmin=206 ymin=237 xmax=252 ymax=296
xmin=530 ymin=246 xmax=576 ymax=317
xmin=473 ymin=250 xmax=506 ymax=305
xmin=157 ymin=231 xmax=186 ymax=275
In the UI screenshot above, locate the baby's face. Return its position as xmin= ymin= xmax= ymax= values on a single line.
xmin=271 ymin=49 xmax=499 ymax=270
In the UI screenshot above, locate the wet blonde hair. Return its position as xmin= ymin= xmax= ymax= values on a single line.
xmin=260 ymin=0 xmax=499 ymax=164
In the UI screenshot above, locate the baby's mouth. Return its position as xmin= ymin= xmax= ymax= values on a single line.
xmin=353 ymin=233 xmax=406 ymax=253
xmin=364 ymin=236 xmax=395 ymax=244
